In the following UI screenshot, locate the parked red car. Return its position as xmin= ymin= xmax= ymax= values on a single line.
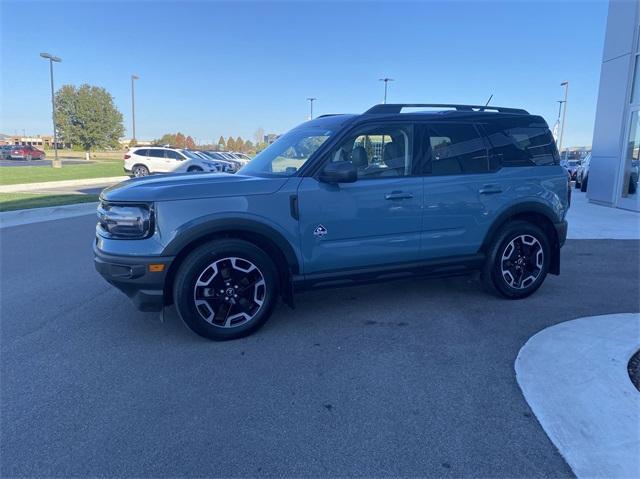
xmin=1 ymin=145 xmax=46 ymax=161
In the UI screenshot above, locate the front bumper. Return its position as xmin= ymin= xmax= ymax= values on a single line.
xmin=94 ymin=243 xmax=174 ymax=312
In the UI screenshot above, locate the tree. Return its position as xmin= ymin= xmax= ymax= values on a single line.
xmin=226 ymin=137 xmax=236 ymax=151
xmin=235 ymin=137 xmax=244 ymax=152
xmin=175 ymin=132 xmax=186 ymax=148
xmin=185 ymin=136 xmax=196 ymax=149
xmin=244 ymin=140 xmax=254 ymax=152
xmin=217 ymin=136 xmax=226 ymax=150
xmin=253 ymin=128 xmax=264 ymax=146
xmin=155 ymin=133 xmax=176 ymax=146
xmin=55 ymin=84 xmax=124 ymax=151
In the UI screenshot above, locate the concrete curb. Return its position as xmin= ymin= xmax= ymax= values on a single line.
xmin=0 ymin=202 xmax=98 ymax=229
xmin=0 ymin=176 xmax=128 ymax=193
xmin=516 ymin=313 xmax=640 ymax=478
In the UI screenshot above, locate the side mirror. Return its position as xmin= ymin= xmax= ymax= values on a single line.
xmin=319 ymin=161 xmax=357 ymax=184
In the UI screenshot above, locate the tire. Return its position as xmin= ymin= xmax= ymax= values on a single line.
xmin=187 ymin=166 xmax=203 ymax=173
xmin=173 ymin=239 xmax=279 ymax=340
xmin=481 ymin=220 xmax=550 ymax=299
xmin=132 ymin=164 xmax=149 ymax=177
xmin=580 ymin=175 xmax=588 ymax=192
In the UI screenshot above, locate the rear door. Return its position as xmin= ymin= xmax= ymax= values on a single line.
xmin=419 ymin=121 xmax=500 ymax=258
xmin=297 ymin=122 xmax=424 ymax=274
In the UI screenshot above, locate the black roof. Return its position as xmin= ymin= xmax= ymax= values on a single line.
xmin=303 ymin=103 xmax=546 ymax=130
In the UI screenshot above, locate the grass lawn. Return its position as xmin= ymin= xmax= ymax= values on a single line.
xmin=0 ymin=193 xmax=99 ymax=212
xmin=0 ymin=161 xmax=124 ymax=185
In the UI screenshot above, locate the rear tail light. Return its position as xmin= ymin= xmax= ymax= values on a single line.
xmin=124 ymin=154 xmax=131 ymax=159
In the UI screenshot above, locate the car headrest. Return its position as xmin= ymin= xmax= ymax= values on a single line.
xmin=351 ymin=146 xmax=369 ymax=169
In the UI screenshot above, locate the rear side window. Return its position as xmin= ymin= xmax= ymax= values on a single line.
xmin=166 ymin=150 xmax=183 ymax=160
xmin=482 ymin=118 xmax=559 ymax=166
xmin=133 ymin=148 xmax=148 ymax=156
xmin=423 ymin=123 xmax=489 ymax=175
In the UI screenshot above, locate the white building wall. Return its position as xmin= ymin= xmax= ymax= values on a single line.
xmin=589 ymin=0 xmax=640 ymax=210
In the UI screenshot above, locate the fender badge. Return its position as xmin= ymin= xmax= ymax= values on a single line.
xmin=313 ymin=224 xmax=328 ymax=238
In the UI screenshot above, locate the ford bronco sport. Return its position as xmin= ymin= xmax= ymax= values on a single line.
xmin=95 ymin=103 xmax=569 ymax=340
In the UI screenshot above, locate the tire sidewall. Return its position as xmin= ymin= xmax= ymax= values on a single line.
xmin=487 ymin=222 xmax=550 ymax=299
xmin=173 ymin=239 xmax=279 ymax=340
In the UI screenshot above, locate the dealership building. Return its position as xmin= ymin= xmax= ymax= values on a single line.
xmin=590 ymin=0 xmax=640 ymax=211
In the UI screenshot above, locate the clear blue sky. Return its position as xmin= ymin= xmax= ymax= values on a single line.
xmin=1 ymin=0 xmax=608 ymax=146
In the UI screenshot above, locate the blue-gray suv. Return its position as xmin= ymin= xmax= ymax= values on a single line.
xmin=95 ymin=104 xmax=569 ymax=340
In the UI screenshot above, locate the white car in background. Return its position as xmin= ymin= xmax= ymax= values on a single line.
xmin=575 ymin=153 xmax=591 ymax=192
xmin=124 ymin=147 xmax=229 ymax=177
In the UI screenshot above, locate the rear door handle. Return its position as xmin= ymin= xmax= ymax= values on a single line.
xmin=385 ymin=191 xmax=414 ymax=200
xmin=479 ymin=185 xmax=503 ymax=195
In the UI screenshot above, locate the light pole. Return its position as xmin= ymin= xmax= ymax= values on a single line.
xmin=378 ymin=78 xmax=394 ymax=104
xmin=40 ymin=52 xmax=62 ymax=168
xmin=558 ymin=81 xmax=569 ymax=160
xmin=131 ymin=75 xmax=139 ymax=145
xmin=307 ymin=97 xmax=317 ymax=120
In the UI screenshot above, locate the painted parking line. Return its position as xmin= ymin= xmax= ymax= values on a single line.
xmin=516 ymin=313 xmax=640 ymax=478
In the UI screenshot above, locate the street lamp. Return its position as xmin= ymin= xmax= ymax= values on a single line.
xmin=40 ymin=52 xmax=62 ymax=168
xmin=378 ymin=78 xmax=395 ymax=104
xmin=131 ymin=75 xmax=139 ymax=145
xmin=558 ymin=81 xmax=569 ymax=160
xmin=306 ymin=97 xmax=317 ymax=120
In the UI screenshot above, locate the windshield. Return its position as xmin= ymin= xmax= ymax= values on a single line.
xmin=181 ymin=149 xmax=201 ymax=160
xmin=239 ymin=127 xmax=333 ymax=176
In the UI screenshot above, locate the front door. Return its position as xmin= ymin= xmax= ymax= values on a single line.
xmin=298 ymin=123 xmax=423 ymax=274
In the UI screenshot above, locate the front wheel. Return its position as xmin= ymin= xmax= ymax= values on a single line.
xmin=481 ymin=221 xmax=550 ymax=299
xmin=132 ymin=165 xmax=150 ymax=177
xmin=173 ymin=239 xmax=279 ymax=340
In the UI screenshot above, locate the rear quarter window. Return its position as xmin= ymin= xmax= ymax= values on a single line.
xmin=482 ymin=117 xmax=559 ymax=167
xmin=133 ymin=148 xmax=148 ymax=156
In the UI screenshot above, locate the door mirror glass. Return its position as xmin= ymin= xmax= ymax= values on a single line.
xmin=319 ymin=161 xmax=357 ymax=184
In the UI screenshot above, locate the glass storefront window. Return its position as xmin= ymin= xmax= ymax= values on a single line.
xmin=622 ymin=110 xmax=640 ymax=198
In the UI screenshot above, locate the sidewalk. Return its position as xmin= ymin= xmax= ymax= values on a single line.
xmin=0 ymin=176 xmax=128 ymax=194
xmin=0 ymin=202 xmax=99 ymax=228
xmin=567 ymin=191 xmax=640 ymax=240
xmin=516 ymin=313 xmax=640 ymax=478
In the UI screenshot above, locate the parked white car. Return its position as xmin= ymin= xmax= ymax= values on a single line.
xmin=575 ymin=153 xmax=591 ymax=192
xmin=124 ymin=147 xmax=230 ymax=177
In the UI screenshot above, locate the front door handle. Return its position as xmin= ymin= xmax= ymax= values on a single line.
xmin=385 ymin=191 xmax=414 ymax=200
xmin=479 ymin=185 xmax=503 ymax=195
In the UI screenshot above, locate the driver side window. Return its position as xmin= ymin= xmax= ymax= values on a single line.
xmin=331 ymin=124 xmax=413 ymax=179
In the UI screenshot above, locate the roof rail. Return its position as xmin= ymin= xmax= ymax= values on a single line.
xmin=315 ymin=113 xmax=342 ymax=118
xmin=365 ymin=103 xmax=529 ymax=115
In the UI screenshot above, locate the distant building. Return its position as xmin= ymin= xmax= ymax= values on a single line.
xmin=263 ymin=133 xmax=279 ymax=145
xmin=0 ymin=134 xmax=64 ymax=148
xmin=119 ymin=139 xmax=153 ymax=148
xmin=590 ymin=0 xmax=639 ymax=211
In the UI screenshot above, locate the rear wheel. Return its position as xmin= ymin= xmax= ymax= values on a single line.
xmin=173 ymin=239 xmax=279 ymax=340
xmin=132 ymin=164 xmax=149 ymax=177
xmin=481 ymin=221 xmax=550 ymax=299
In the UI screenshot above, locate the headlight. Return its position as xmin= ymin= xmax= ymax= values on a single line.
xmin=97 ymin=202 xmax=153 ymax=239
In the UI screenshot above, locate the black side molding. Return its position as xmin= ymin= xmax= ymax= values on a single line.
xmin=289 ymin=195 xmax=299 ymax=220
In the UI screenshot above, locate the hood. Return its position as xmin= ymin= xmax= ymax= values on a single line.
xmin=101 ymin=173 xmax=289 ymax=203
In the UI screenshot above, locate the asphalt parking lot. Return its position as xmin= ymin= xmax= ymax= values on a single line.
xmin=1 ymin=214 xmax=639 ymax=477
